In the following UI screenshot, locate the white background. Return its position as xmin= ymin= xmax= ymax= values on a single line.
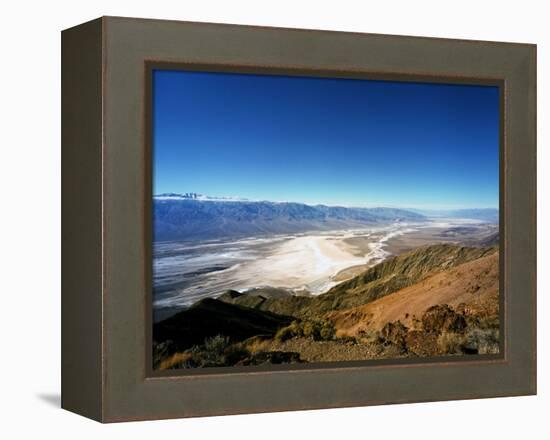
xmin=0 ymin=0 xmax=546 ymax=438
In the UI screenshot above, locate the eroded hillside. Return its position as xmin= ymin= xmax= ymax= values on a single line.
xmin=153 ymin=244 xmax=500 ymax=369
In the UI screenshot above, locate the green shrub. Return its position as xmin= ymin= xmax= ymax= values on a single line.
xmin=203 ymin=335 xmax=230 ymax=359
xmin=300 ymin=319 xmax=335 ymax=341
xmin=301 ymin=321 xmax=317 ymax=339
xmin=274 ymin=319 xmax=336 ymax=342
xmin=436 ymin=328 xmax=500 ymax=356
xmin=318 ymin=321 xmax=336 ymax=341
xmin=275 ymin=321 xmax=302 ymax=342
xmin=187 ymin=335 xmax=252 ymax=367
xmin=464 ymin=328 xmax=500 ymax=355
xmin=437 ymin=332 xmax=465 ymax=354
xmin=223 ymin=342 xmax=251 ymax=365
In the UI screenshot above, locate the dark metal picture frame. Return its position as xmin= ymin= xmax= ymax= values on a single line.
xmin=62 ymin=16 xmax=536 ymax=422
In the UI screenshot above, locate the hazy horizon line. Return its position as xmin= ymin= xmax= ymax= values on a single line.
xmin=153 ymin=192 xmax=499 ymax=211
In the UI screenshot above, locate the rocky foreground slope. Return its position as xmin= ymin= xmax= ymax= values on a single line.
xmin=153 ymin=244 xmax=500 ymax=369
xmin=328 ymin=251 xmax=499 ymax=336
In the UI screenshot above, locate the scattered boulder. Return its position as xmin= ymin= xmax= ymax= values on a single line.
xmin=380 ymin=321 xmax=409 ymax=349
xmin=422 ymin=304 xmax=467 ymax=334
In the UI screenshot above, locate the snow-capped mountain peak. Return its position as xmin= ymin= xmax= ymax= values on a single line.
xmin=154 ymin=192 xmax=250 ymax=202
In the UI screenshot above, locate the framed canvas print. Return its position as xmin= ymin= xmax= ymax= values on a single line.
xmin=62 ymin=16 xmax=536 ymax=422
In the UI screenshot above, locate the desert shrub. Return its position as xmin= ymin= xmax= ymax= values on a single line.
xmin=243 ymin=335 xmax=272 ymax=353
xmin=157 ymin=351 xmax=198 ymax=370
xmin=154 ymin=335 xmax=257 ymax=369
xmin=338 ymin=335 xmax=357 ymax=345
xmin=357 ymin=329 xmax=383 ymax=344
xmin=153 ymin=340 xmax=175 ymax=369
xmin=437 ymin=332 xmax=465 ymax=355
xmin=318 ymin=321 xmax=336 ymax=340
xmin=275 ymin=321 xmax=303 ymax=342
xmin=201 ymin=334 xmax=231 ymax=364
xmin=238 ymin=350 xmax=302 ymax=366
xmin=275 ymin=319 xmax=336 ymax=342
xmin=274 ymin=326 xmax=294 ymax=342
xmin=301 ymin=319 xmax=335 ymax=341
xmin=380 ymin=343 xmax=407 ymax=359
xmin=463 ymin=328 xmax=500 ymax=355
xmin=204 ymin=334 xmax=230 ymax=351
xmin=185 ymin=335 xmax=253 ymax=367
xmin=475 ymin=315 xmax=500 ymax=330
xmin=301 ymin=321 xmax=317 ymax=339
xmin=405 ymin=330 xmax=439 ymax=357
xmin=436 ymin=327 xmax=500 ymax=356
xmin=223 ymin=342 xmax=251 ymax=365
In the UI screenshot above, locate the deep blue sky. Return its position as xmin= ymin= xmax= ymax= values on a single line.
xmin=153 ymin=69 xmax=499 ymax=209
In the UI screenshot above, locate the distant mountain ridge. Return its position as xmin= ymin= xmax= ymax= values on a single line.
xmin=153 ymin=193 xmax=426 ymax=241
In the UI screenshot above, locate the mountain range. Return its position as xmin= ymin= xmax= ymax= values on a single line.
xmin=153 ymin=193 xmax=426 ymax=241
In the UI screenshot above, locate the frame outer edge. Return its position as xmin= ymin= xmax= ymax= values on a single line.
xmin=61 ymin=17 xmax=104 ymax=422
xmin=530 ymin=43 xmax=537 ymax=396
xmin=99 ymin=16 xmax=537 ymax=422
